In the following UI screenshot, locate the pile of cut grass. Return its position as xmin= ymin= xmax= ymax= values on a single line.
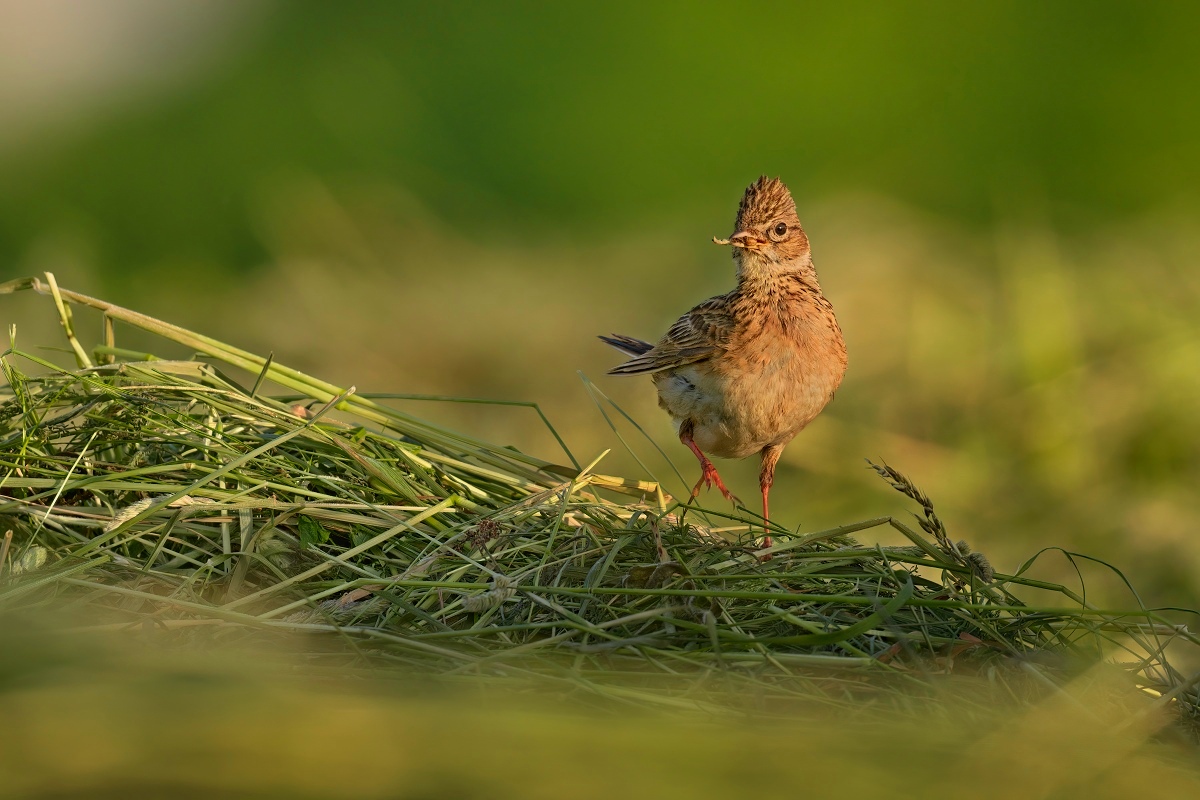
xmin=1 ymin=274 xmax=1198 ymax=728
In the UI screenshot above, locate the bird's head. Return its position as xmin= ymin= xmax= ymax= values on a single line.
xmin=713 ymin=176 xmax=812 ymax=279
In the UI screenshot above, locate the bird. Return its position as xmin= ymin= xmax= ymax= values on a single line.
xmin=599 ymin=176 xmax=847 ymax=551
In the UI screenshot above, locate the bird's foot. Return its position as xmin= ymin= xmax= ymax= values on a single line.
xmin=757 ymin=533 xmax=774 ymax=561
xmin=690 ymin=460 xmax=739 ymax=506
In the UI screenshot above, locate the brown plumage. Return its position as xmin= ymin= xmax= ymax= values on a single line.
xmin=599 ymin=176 xmax=847 ymax=551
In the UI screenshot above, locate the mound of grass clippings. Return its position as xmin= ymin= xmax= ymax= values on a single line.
xmin=1 ymin=274 xmax=1198 ymax=732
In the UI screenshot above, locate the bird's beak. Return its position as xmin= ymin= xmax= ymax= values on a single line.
xmin=711 ymin=231 xmax=763 ymax=250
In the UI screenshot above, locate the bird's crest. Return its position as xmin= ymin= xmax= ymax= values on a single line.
xmin=734 ymin=176 xmax=797 ymax=231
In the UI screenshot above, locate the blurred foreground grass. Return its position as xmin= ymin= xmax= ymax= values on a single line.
xmin=2 ymin=616 xmax=1199 ymax=799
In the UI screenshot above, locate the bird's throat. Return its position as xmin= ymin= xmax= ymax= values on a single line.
xmin=736 ymin=255 xmax=822 ymax=297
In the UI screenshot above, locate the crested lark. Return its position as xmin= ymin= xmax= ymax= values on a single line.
xmin=600 ymin=176 xmax=847 ymax=550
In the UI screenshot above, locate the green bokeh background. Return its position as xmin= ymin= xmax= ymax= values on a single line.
xmin=3 ymin=1 xmax=1199 ymax=608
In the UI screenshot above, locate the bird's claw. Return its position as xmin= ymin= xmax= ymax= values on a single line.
xmin=691 ymin=461 xmax=740 ymax=506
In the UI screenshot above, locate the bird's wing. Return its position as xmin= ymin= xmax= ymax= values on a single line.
xmin=606 ymin=295 xmax=732 ymax=375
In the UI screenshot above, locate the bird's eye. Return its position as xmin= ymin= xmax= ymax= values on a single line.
xmin=773 ymin=223 xmax=788 ymax=237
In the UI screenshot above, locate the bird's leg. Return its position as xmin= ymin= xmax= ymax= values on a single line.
xmin=679 ymin=423 xmax=738 ymax=505
xmin=758 ymin=445 xmax=784 ymax=551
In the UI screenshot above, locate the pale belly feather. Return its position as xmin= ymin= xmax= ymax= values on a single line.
xmin=652 ymin=337 xmax=841 ymax=460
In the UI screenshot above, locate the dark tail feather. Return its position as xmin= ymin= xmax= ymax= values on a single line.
xmin=598 ymin=333 xmax=653 ymax=357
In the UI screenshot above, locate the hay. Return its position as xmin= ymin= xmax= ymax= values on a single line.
xmin=1 ymin=274 xmax=1198 ymax=726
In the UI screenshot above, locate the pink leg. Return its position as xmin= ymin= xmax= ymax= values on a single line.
xmin=680 ymin=424 xmax=737 ymax=504
xmin=759 ymin=445 xmax=784 ymax=552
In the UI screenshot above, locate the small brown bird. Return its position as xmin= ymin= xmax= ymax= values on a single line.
xmin=600 ymin=176 xmax=847 ymax=549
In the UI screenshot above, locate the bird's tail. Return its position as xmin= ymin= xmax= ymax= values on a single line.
xmin=597 ymin=333 xmax=653 ymax=357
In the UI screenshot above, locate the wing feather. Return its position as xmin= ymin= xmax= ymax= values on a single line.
xmin=597 ymin=333 xmax=654 ymax=356
xmin=606 ymin=294 xmax=732 ymax=375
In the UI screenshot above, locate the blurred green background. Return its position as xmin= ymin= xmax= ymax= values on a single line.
xmin=3 ymin=0 xmax=1200 ymax=610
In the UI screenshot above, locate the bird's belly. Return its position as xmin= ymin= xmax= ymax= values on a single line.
xmin=653 ymin=346 xmax=839 ymax=460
